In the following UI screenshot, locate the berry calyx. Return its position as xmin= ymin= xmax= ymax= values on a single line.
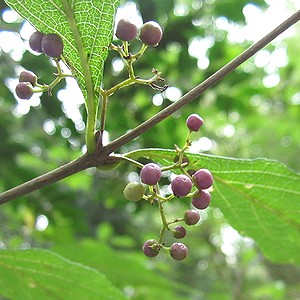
xmin=142 ymin=239 xmax=159 ymax=257
xmin=15 ymin=82 xmax=34 ymax=100
xmin=41 ymin=33 xmax=64 ymax=58
xmin=29 ymin=31 xmax=45 ymax=53
xmin=19 ymin=70 xmax=37 ymax=86
xmin=139 ymin=21 xmax=163 ymax=46
xmin=193 ymin=169 xmax=214 ymax=189
xmin=116 ymin=19 xmax=138 ymax=41
xmin=186 ymin=114 xmax=204 ymax=132
xmin=140 ymin=163 xmax=162 ymax=186
xmin=173 ymin=225 xmax=186 ymax=239
xmin=184 ymin=209 xmax=200 ymax=225
xmin=171 ymin=174 xmax=192 ymax=197
xmin=123 ymin=181 xmax=145 ymax=201
xmin=192 ymin=190 xmax=211 ymax=210
xmin=170 ymin=242 xmax=188 ymax=261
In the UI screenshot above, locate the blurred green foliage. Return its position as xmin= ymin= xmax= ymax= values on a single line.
xmin=1 ymin=0 xmax=300 ymax=299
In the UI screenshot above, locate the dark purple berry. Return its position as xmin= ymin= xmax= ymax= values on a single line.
xmin=123 ymin=181 xmax=145 ymax=201
xmin=193 ymin=169 xmax=213 ymax=189
xmin=142 ymin=239 xmax=159 ymax=257
xmin=41 ymin=33 xmax=63 ymax=58
xmin=173 ymin=225 xmax=186 ymax=239
xmin=29 ymin=31 xmax=45 ymax=53
xmin=171 ymin=175 xmax=192 ymax=197
xmin=140 ymin=163 xmax=162 ymax=185
xmin=116 ymin=19 xmax=138 ymax=41
xmin=19 ymin=70 xmax=37 ymax=86
xmin=139 ymin=21 xmax=163 ymax=46
xmin=170 ymin=242 xmax=188 ymax=261
xmin=15 ymin=82 xmax=34 ymax=100
xmin=184 ymin=209 xmax=200 ymax=225
xmin=192 ymin=190 xmax=211 ymax=210
xmin=186 ymin=114 xmax=204 ymax=132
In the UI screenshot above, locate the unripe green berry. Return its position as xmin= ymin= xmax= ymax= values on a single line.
xmin=123 ymin=181 xmax=145 ymax=201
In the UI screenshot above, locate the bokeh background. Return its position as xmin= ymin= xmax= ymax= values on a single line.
xmin=1 ymin=0 xmax=300 ymax=299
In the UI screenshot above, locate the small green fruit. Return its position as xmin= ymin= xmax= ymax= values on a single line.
xmin=123 ymin=181 xmax=145 ymax=201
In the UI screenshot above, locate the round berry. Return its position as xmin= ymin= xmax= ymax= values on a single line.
xmin=142 ymin=239 xmax=159 ymax=257
xmin=29 ymin=31 xmax=45 ymax=53
xmin=123 ymin=181 xmax=145 ymax=202
xmin=193 ymin=169 xmax=213 ymax=189
xmin=192 ymin=190 xmax=211 ymax=210
xmin=19 ymin=70 xmax=37 ymax=86
xmin=184 ymin=209 xmax=200 ymax=225
xmin=140 ymin=163 xmax=162 ymax=185
xmin=171 ymin=175 xmax=192 ymax=197
xmin=186 ymin=114 xmax=204 ymax=132
xmin=41 ymin=33 xmax=64 ymax=58
xmin=15 ymin=82 xmax=34 ymax=100
xmin=173 ymin=225 xmax=186 ymax=239
xmin=116 ymin=19 xmax=138 ymax=41
xmin=170 ymin=242 xmax=188 ymax=261
xmin=139 ymin=21 xmax=163 ymax=46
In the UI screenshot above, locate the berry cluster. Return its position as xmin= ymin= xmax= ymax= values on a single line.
xmin=15 ymin=31 xmax=68 ymax=100
xmin=116 ymin=19 xmax=163 ymax=46
xmin=123 ymin=114 xmax=213 ymax=261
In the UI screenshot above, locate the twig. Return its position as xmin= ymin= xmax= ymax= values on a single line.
xmin=104 ymin=10 xmax=300 ymax=154
xmin=0 ymin=10 xmax=299 ymax=204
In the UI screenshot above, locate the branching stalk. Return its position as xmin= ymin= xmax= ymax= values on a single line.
xmin=0 ymin=10 xmax=299 ymax=204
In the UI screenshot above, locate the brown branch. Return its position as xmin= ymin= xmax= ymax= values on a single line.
xmin=104 ymin=9 xmax=300 ymax=154
xmin=0 ymin=10 xmax=300 ymax=204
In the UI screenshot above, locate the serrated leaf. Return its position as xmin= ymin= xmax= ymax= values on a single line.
xmin=0 ymin=249 xmax=126 ymax=300
xmin=4 ymin=0 xmax=120 ymax=102
xmin=128 ymin=148 xmax=300 ymax=264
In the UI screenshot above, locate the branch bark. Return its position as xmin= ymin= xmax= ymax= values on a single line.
xmin=1 ymin=10 xmax=300 ymax=204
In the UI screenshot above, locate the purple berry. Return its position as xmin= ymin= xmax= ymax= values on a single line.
xmin=140 ymin=163 xmax=162 ymax=185
xmin=41 ymin=33 xmax=63 ymax=58
xmin=192 ymin=190 xmax=211 ymax=210
xmin=142 ymin=239 xmax=159 ymax=257
xmin=139 ymin=21 xmax=163 ymax=46
xmin=173 ymin=225 xmax=186 ymax=239
xmin=171 ymin=175 xmax=192 ymax=197
xmin=123 ymin=181 xmax=145 ymax=201
xmin=29 ymin=31 xmax=45 ymax=53
xmin=116 ymin=19 xmax=138 ymax=41
xmin=184 ymin=209 xmax=200 ymax=225
xmin=15 ymin=82 xmax=34 ymax=100
xmin=170 ymin=242 xmax=188 ymax=261
xmin=186 ymin=114 xmax=204 ymax=132
xmin=19 ymin=70 xmax=37 ymax=86
xmin=193 ymin=169 xmax=213 ymax=189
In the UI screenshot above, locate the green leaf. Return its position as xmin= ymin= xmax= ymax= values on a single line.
xmin=128 ymin=149 xmax=300 ymax=264
xmin=0 ymin=248 xmax=126 ymax=300
xmin=4 ymin=0 xmax=119 ymax=101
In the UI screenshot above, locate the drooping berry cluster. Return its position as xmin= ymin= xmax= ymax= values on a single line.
xmin=15 ymin=31 xmax=69 ymax=100
xmin=123 ymin=114 xmax=213 ymax=261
